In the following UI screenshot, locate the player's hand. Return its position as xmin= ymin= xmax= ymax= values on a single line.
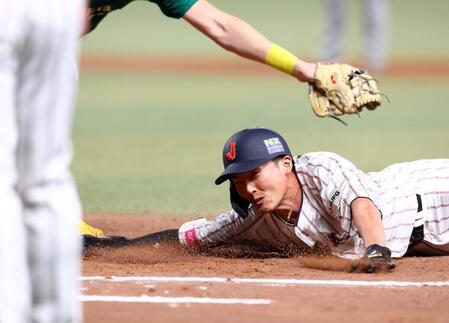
xmin=309 ymin=62 xmax=381 ymax=123
xmin=349 ymin=244 xmax=396 ymax=273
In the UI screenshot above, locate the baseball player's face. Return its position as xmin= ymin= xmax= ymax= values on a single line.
xmin=232 ymin=158 xmax=291 ymax=213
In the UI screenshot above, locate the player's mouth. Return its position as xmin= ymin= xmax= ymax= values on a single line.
xmin=252 ymin=196 xmax=265 ymax=208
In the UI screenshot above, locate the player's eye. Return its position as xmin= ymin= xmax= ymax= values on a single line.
xmin=250 ymin=169 xmax=260 ymax=179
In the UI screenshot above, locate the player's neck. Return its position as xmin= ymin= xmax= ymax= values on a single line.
xmin=273 ymin=177 xmax=302 ymax=223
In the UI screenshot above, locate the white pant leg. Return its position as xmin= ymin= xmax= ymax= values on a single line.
xmin=0 ymin=0 xmax=84 ymax=322
xmin=0 ymin=5 xmax=31 ymax=321
xmin=321 ymin=0 xmax=347 ymax=62
xmin=363 ymin=0 xmax=390 ymax=70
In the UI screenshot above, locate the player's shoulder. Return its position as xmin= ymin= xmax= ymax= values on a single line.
xmin=294 ymin=151 xmax=341 ymax=165
xmin=294 ymin=152 xmax=354 ymax=176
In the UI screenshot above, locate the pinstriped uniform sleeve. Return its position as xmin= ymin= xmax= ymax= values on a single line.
xmin=178 ymin=210 xmax=256 ymax=246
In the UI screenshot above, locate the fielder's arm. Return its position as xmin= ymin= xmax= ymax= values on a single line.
xmin=182 ymin=0 xmax=315 ymax=83
xmin=86 ymin=0 xmax=315 ymax=82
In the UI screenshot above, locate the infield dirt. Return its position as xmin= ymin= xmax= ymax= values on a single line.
xmin=83 ymin=214 xmax=449 ymax=323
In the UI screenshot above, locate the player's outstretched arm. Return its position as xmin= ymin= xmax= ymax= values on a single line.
xmin=128 ymin=229 xmax=179 ymax=245
xmin=82 ymin=210 xmax=246 ymax=252
xmin=350 ymin=198 xmax=395 ymax=273
xmin=182 ymin=0 xmax=315 ymax=83
xmin=351 ymin=198 xmax=385 ymax=247
xmin=82 ymin=229 xmax=180 ymax=251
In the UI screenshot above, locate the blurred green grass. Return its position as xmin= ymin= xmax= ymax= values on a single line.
xmin=74 ymin=0 xmax=449 ymax=215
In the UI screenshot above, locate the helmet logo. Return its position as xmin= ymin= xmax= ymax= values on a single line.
xmin=264 ymin=137 xmax=284 ymax=154
xmin=226 ymin=141 xmax=237 ymax=161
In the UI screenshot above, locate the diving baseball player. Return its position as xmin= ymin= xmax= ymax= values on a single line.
xmin=178 ymin=128 xmax=449 ymax=271
xmin=0 ymin=0 xmax=84 ymax=322
xmin=85 ymin=128 xmax=449 ymax=273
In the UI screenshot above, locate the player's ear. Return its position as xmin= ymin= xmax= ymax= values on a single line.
xmin=281 ymin=156 xmax=293 ymax=173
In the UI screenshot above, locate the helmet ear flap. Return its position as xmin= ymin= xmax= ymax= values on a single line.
xmin=230 ymin=183 xmax=250 ymax=218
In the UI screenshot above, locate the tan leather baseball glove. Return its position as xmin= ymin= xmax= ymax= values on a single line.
xmin=309 ymin=62 xmax=381 ymax=122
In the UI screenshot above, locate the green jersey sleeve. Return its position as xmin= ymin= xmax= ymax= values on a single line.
xmin=150 ymin=0 xmax=198 ymax=18
xmin=87 ymin=0 xmax=198 ymax=34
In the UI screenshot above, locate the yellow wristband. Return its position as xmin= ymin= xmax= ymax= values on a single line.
xmin=265 ymin=43 xmax=298 ymax=75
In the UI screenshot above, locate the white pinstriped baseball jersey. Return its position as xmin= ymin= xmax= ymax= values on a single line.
xmin=179 ymin=152 xmax=449 ymax=259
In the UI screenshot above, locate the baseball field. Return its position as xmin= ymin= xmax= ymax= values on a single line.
xmin=78 ymin=1 xmax=449 ymax=322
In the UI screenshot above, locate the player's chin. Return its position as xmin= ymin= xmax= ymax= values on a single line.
xmin=254 ymin=202 xmax=275 ymax=214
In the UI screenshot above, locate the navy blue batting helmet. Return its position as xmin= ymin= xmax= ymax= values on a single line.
xmin=215 ymin=127 xmax=292 ymax=185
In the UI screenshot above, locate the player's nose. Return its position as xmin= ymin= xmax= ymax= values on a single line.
xmin=245 ymin=180 xmax=257 ymax=196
